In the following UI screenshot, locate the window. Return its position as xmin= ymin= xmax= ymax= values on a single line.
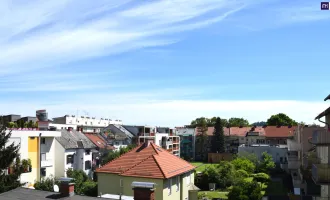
xmin=41 ymin=153 xmax=46 ymax=161
xmin=41 ymin=138 xmax=46 ymax=144
xmin=168 ymin=178 xmax=172 ymax=195
xmin=115 ymin=142 xmax=119 ymax=145
xmin=85 ymin=160 xmax=91 ymax=170
xmin=85 ymin=150 xmax=90 ymax=155
xmin=176 ymin=176 xmax=180 ymax=192
xmin=120 ymin=179 xmax=123 ymax=187
xmin=41 ymin=168 xmax=46 ymax=177
xmin=67 ymin=155 xmax=74 ymax=164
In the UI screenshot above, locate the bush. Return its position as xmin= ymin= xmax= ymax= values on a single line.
xmin=235 ymin=169 xmax=249 ymax=178
xmin=231 ymin=158 xmax=256 ymax=174
xmin=81 ymin=181 xmax=98 ymax=197
xmin=66 ymin=169 xmax=89 ymax=194
xmin=34 ymin=176 xmax=60 ymax=192
xmin=254 ymin=173 xmax=270 ymax=183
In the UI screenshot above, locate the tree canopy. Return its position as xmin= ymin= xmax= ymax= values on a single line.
xmin=0 ymin=125 xmax=30 ymax=193
xmin=266 ymin=113 xmax=298 ymax=126
xmin=211 ymin=117 xmax=225 ymax=153
xmin=190 ymin=117 xmax=249 ymax=128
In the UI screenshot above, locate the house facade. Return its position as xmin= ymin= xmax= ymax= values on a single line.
xmin=96 ymin=142 xmax=197 ymax=200
xmin=54 ymin=129 xmax=97 ymax=178
xmin=6 ymin=129 xmax=61 ymax=186
xmin=176 ymin=127 xmax=196 ymax=160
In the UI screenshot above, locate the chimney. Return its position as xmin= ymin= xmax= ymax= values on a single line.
xmin=132 ymin=182 xmax=156 ymax=200
xmin=67 ymin=127 xmax=73 ymax=132
xmin=59 ymin=177 xmax=75 ymax=197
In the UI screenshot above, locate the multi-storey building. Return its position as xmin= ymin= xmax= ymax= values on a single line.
xmin=311 ymin=94 xmax=330 ymax=200
xmin=176 ymin=127 xmax=196 ymax=160
xmin=6 ymin=129 xmax=61 ymax=186
xmin=52 ymin=115 xmax=123 ymax=133
xmin=138 ymin=127 xmax=180 ymax=157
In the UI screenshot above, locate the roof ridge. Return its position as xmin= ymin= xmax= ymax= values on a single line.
xmin=151 ymin=154 xmax=167 ymax=178
xmin=150 ymin=143 xmax=160 ymax=154
xmin=98 ymin=143 xmax=143 ymax=170
xmin=120 ymin=154 xmax=157 ymax=175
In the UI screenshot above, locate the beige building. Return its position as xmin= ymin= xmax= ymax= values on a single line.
xmin=312 ymin=94 xmax=330 ymax=200
xmin=96 ymin=142 xmax=198 ymax=200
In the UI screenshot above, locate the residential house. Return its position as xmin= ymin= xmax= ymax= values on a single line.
xmin=101 ymin=124 xmax=133 ymax=151
xmin=310 ymin=94 xmax=330 ymax=200
xmin=138 ymin=127 xmax=180 ymax=156
xmin=6 ymin=129 xmax=61 ymax=186
xmin=54 ymin=129 xmax=97 ymax=178
xmin=96 ymin=142 xmax=198 ymax=200
xmin=264 ymin=125 xmax=296 ymax=145
xmin=176 ymin=127 xmax=196 ymax=160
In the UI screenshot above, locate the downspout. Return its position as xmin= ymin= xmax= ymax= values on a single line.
xmin=318 ymin=118 xmax=330 ymax=129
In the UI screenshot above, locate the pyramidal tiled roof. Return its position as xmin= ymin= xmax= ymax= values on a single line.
xmin=96 ymin=142 xmax=195 ymax=179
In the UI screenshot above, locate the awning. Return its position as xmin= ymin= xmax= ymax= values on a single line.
xmin=314 ymin=106 xmax=330 ymax=120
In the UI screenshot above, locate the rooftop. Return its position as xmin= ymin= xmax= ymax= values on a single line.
xmin=315 ymin=106 xmax=330 ymax=120
xmin=84 ymin=133 xmax=114 ymax=150
xmin=56 ymin=130 xmax=96 ymax=149
xmin=96 ymin=142 xmax=195 ymax=179
xmin=0 ymin=187 xmax=106 ymax=200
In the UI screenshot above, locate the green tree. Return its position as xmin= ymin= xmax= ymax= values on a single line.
xmin=237 ymin=152 xmax=260 ymax=169
xmin=258 ymin=152 xmax=275 ymax=173
xmin=211 ymin=117 xmax=225 ymax=153
xmin=266 ymin=113 xmax=298 ymax=126
xmin=227 ymin=181 xmax=263 ymax=200
xmin=190 ymin=117 xmax=209 ymax=128
xmin=0 ymin=126 xmax=27 ymax=193
xmin=231 ymin=157 xmax=256 ymax=174
xmin=251 ymin=121 xmax=267 ymax=126
xmin=27 ymin=120 xmax=34 ymax=128
xmin=7 ymin=122 xmax=18 ymax=128
xmin=66 ymin=169 xmax=89 ymax=195
xmin=81 ymin=180 xmax=98 ymax=197
xmin=195 ymin=119 xmax=208 ymax=161
xmin=228 ymin=117 xmax=250 ymax=127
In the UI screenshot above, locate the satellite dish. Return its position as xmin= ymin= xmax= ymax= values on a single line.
xmin=53 ymin=185 xmax=59 ymax=192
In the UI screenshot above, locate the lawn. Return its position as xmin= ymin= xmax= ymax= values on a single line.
xmin=198 ymin=191 xmax=228 ymax=199
xmin=190 ymin=162 xmax=216 ymax=172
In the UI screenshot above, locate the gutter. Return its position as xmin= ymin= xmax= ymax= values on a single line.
xmin=318 ymin=118 xmax=330 ymax=129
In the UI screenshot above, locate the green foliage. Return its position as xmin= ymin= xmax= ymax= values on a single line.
xmin=235 ymin=169 xmax=249 ymax=178
xmin=227 ymin=181 xmax=263 ymax=200
xmin=81 ymin=180 xmax=98 ymax=197
xmin=100 ymin=144 xmax=136 ymax=165
xmin=228 ymin=117 xmax=250 ymax=127
xmin=258 ymin=152 xmax=276 ymax=173
xmin=211 ymin=117 xmax=225 ymax=153
xmin=254 ymin=173 xmax=270 ymax=183
xmin=66 ymin=169 xmax=89 ymax=195
xmin=34 ymin=176 xmax=60 ymax=192
xmin=231 ymin=157 xmax=255 ymax=174
xmin=266 ymin=113 xmax=298 ymax=126
xmin=237 ymin=151 xmax=260 ymax=168
xmin=0 ymin=125 xmax=27 ymax=193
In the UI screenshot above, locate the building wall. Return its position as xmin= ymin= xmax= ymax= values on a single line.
xmin=53 ymin=115 xmax=122 ymax=127
xmin=49 ymin=123 xmax=77 ymax=131
xmin=28 ymin=136 xmax=39 ymax=183
xmin=54 ymin=140 xmax=65 ymax=178
xmin=40 ymin=137 xmax=56 ymax=179
xmin=98 ymin=173 xmax=163 ymax=199
xmin=238 ymin=145 xmax=288 ymax=164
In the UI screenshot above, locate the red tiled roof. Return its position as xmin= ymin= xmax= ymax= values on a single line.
xmin=263 ymin=126 xmax=296 ymax=138
xmin=195 ymin=126 xmax=295 ymax=138
xmin=96 ymin=142 xmax=195 ymax=179
xmin=84 ymin=133 xmax=114 ymax=150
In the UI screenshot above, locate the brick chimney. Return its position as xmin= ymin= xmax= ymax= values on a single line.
xmin=132 ymin=182 xmax=156 ymax=200
xmin=59 ymin=178 xmax=75 ymax=197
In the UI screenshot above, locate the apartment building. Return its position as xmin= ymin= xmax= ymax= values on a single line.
xmin=176 ymin=127 xmax=196 ymax=160
xmin=138 ymin=127 xmax=180 ymax=156
xmin=52 ymin=115 xmax=123 ymax=133
xmin=311 ymin=94 xmax=330 ymax=200
xmin=6 ymin=129 xmax=61 ymax=186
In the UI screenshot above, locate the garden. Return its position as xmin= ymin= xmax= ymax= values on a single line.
xmin=192 ymin=152 xmax=287 ymax=200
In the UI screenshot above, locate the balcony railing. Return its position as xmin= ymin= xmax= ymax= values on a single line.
xmin=312 ymin=164 xmax=330 ymax=184
xmin=288 ymin=160 xmax=300 ymax=170
xmin=287 ymin=151 xmax=299 ymax=163
xmin=291 ymin=169 xmax=303 ymax=188
xmin=312 ymin=130 xmax=330 ymax=145
xmin=41 ymin=159 xmax=53 ymax=167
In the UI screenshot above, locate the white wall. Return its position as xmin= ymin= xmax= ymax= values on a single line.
xmin=64 ymin=148 xmax=93 ymax=178
xmin=54 ymin=140 xmax=65 ymax=178
xmin=40 ymin=137 xmax=56 ymax=179
xmin=49 ymin=123 xmax=77 ymax=130
xmin=238 ymin=145 xmax=288 ymax=164
xmin=54 ymin=115 xmax=123 ymax=127
xmin=64 ymin=149 xmax=77 ymax=176
xmin=113 ymin=140 xmax=127 ymax=152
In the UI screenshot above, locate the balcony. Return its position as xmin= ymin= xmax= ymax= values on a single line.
xmin=280 ymin=162 xmax=288 ymax=171
xmin=312 ymin=164 xmax=330 ymax=184
xmin=288 ymin=160 xmax=300 ymax=170
xmin=312 ymin=130 xmax=330 ymax=145
xmin=291 ymin=169 xmax=303 ymax=188
xmin=41 ymin=159 xmax=53 ymax=167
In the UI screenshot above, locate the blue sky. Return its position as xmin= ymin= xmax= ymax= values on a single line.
xmin=0 ymin=0 xmax=329 ymax=126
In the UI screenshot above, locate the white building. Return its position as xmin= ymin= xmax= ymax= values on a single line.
xmin=238 ymin=144 xmax=288 ymax=165
xmin=6 ymin=129 xmax=61 ymax=186
xmin=138 ymin=127 xmax=180 ymax=156
xmin=52 ymin=115 xmax=123 ymax=133
xmin=54 ymin=129 xmax=97 ymax=178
